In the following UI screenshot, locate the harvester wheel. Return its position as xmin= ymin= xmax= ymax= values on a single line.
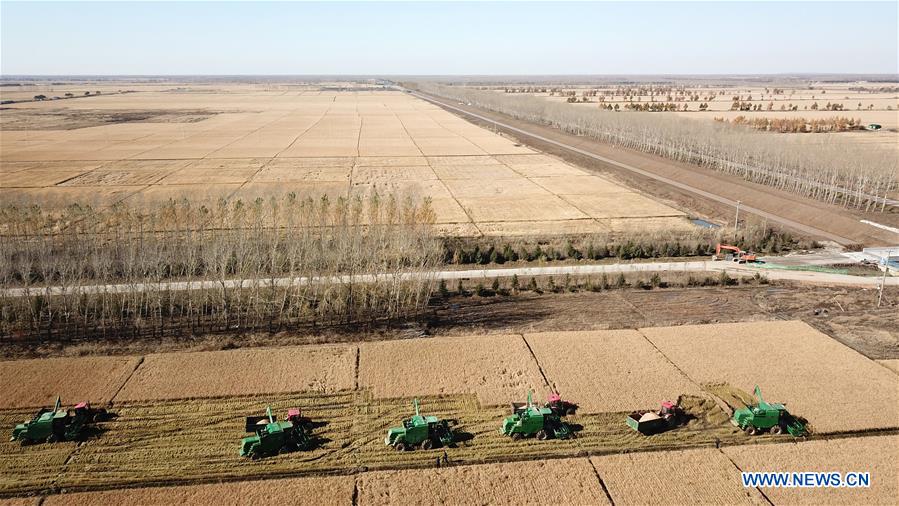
xmin=92 ymin=410 xmax=108 ymax=422
xmin=46 ymin=434 xmax=59 ymax=443
xmin=394 ymin=442 xmax=407 ymax=452
xmin=744 ymin=425 xmax=758 ymax=436
xmin=536 ymin=430 xmax=548 ymax=441
xmin=566 ymin=407 xmax=576 ymax=415
xmin=420 ymin=439 xmax=433 ymax=450
xmin=19 ymin=437 xmax=32 ymax=446
xmin=770 ymin=425 xmax=783 ymax=435
xmin=511 ymin=433 xmax=522 ymax=441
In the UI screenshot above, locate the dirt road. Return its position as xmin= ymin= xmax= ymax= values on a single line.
xmin=1 ymin=255 xmax=895 ymax=299
xmin=408 ymin=89 xmax=899 ymax=247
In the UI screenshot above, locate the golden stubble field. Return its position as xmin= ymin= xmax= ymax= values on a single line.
xmin=358 ymin=334 xmax=548 ymax=405
xmin=41 ymin=475 xmax=355 ymax=506
xmin=640 ymin=321 xmax=899 ymax=433
xmin=0 ymin=87 xmax=693 ymax=237
xmin=30 ymin=435 xmax=898 ymax=505
xmin=2 ymin=320 xmax=897 ymax=501
xmin=0 ymin=356 xmax=141 ymax=409
xmin=357 ymin=457 xmax=610 ymax=505
xmin=591 ymin=447 xmax=767 ymax=505
xmin=724 ymin=435 xmax=899 ymax=505
xmin=524 ymin=330 xmax=703 ymax=413
xmin=114 ymin=344 xmax=357 ymax=401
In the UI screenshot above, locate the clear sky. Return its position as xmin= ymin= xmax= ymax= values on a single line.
xmin=1 ymin=1 xmax=897 ymax=75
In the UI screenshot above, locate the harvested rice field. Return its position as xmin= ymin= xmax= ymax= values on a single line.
xmin=724 ymin=435 xmax=899 ymax=505
xmin=357 ymin=457 xmax=611 ymax=505
xmin=0 ymin=87 xmax=694 ymax=237
xmin=524 ymin=330 xmax=703 ymax=413
xmin=42 ymin=475 xmax=355 ymax=506
xmin=640 ymin=321 xmax=899 ymax=433
xmin=359 ymin=334 xmax=547 ymax=405
xmin=4 ymin=322 xmax=894 ymax=500
xmin=591 ymin=448 xmax=767 ymax=505
xmin=0 ymin=356 xmax=140 ymax=409
xmin=114 ymin=345 xmax=356 ymax=401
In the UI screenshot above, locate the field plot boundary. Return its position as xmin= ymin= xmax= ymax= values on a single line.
xmin=111 ymin=343 xmax=358 ymax=402
xmin=639 ymin=321 xmax=899 ymax=434
xmin=523 ymin=330 xmax=705 ymax=413
xmin=11 ymin=432 xmax=899 ymax=502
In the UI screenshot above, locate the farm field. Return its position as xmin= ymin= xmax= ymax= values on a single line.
xmin=724 ymin=435 xmax=899 ymax=505
xmin=0 ymin=391 xmax=742 ymax=496
xmin=358 ymin=334 xmax=547 ymax=405
xmin=23 ymin=435 xmax=898 ymax=505
xmin=523 ymin=330 xmax=702 ymax=413
xmin=42 ymin=475 xmax=355 ymax=506
xmin=0 ymin=86 xmax=692 ymax=237
xmin=0 ymin=356 xmax=140 ymax=409
xmin=590 ymin=447 xmax=767 ymax=505
xmin=640 ymin=321 xmax=899 ymax=433
xmin=878 ymin=359 xmax=899 ymax=374
xmin=356 ymin=457 xmax=610 ymax=505
xmin=512 ymin=82 xmax=899 ymax=131
xmin=113 ymin=344 xmax=356 ymax=401
xmin=1 ymin=320 xmax=896 ymax=499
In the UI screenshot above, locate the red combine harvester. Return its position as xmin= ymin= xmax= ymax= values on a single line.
xmin=713 ymin=244 xmax=757 ymax=264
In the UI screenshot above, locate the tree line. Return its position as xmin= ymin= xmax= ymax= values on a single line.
xmin=413 ymin=82 xmax=897 ymax=211
xmin=0 ymin=193 xmax=442 ymax=341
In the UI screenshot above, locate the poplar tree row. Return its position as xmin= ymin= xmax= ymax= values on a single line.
xmin=0 ymin=193 xmax=442 ymax=341
xmin=416 ymin=83 xmax=897 ymax=211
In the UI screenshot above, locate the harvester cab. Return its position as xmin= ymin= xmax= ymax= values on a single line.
xmin=545 ymin=393 xmax=578 ymax=416
xmin=731 ymin=386 xmax=807 ymax=437
xmin=10 ymin=396 xmax=107 ymax=445
xmin=384 ymin=399 xmax=453 ymax=451
xmin=501 ymin=390 xmax=573 ymax=441
xmin=240 ymin=406 xmax=309 ymax=459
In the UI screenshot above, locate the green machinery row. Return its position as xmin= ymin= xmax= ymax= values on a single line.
xmin=10 ymin=386 xmax=806 ymax=460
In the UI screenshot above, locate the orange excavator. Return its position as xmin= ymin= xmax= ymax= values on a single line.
xmin=713 ymin=244 xmax=758 ymax=264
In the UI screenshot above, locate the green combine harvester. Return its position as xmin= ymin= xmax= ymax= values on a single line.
xmin=240 ymin=406 xmax=310 ymax=459
xmin=731 ymin=386 xmax=807 ymax=436
xmin=11 ymin=396 xmax=109 ymax=445
xmin=384 ymin=399 xmax=454 ymax=451
xmin=501 ymin=390 xmax=573 ymax=441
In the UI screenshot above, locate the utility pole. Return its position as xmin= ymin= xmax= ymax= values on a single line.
xmin=878 ymin=249 xmax=892 ymax=307
xmin=733 ymin=200 xmax=741 ymax=242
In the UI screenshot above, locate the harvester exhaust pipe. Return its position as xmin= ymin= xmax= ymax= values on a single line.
xmin=54 ymin=396 xmax=62 ymax=412
xmin=413 ymin=398 xmax=420 ymax=417
xmin=266 ymin=406 xmax=274 ymax=424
